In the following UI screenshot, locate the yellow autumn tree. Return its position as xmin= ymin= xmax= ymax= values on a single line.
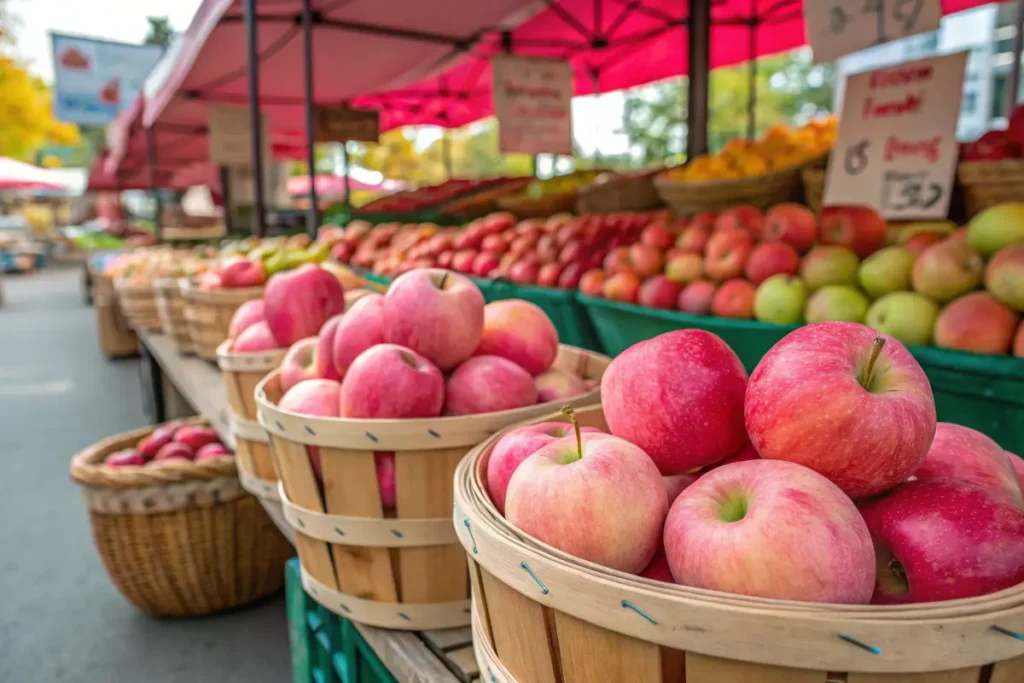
xmin=0 ymin=55 xmax=79 ymax=161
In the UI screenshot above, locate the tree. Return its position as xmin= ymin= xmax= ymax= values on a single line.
xmin=145 ymin=16 xmax=173 ymax=48
xmin=0 ymin=56 xmax=79 ymax=161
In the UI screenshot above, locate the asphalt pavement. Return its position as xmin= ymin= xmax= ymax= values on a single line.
xmin=0 ymin=267 xmax=292 ymax=683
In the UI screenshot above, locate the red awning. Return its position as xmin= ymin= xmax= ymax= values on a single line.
xmin=0 ymin=157 xmax=70 ymax=191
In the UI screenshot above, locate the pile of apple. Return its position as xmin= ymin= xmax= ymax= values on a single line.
xmin=267 ymin=268 xmax=595 ymax=505
xmin=960 ymin=104 xmax=1024 ymax=162
xmin=489 ymin=322 xmax=1024 ymax=604
xmin=105 ymin=247 xmax=208 ymax=287
xmin=104 ymin=421 xmax=232 ymax=467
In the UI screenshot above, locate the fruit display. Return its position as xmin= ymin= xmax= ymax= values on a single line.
xmin=486 ymin=323 xmax=1024 ymax=605
xmin=497 ymin=170 xmax=609 ymax=217
xmin=103 ymin=420 xmax=233 ymax=468
xmin=358 ymin=177 xmax=522 ymax=215
xmin=959 ymin=103 xmax=1024 ymax=162
xmin=104 ymin=246 xmax=209 ymax=287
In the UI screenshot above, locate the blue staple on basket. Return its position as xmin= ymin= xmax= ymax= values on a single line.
xmin=520 ymin=561 xmax=549 ymax=595
xmin=992 ymin=625 xmax=1024 ymax=640
xmin=463 ymin=519 xmax=478 ymax=554
xmin=621 ymin=600 xmax=657 ymax=625
xmin=296 ymin=517 xmax=306 ymax=528
xmin=390 ymin=529 xmax=404 ymax=538
xmin=334 ymin=528 xmax=345 ymax=537
xmin=365 ymin=431 xmax=379 ymax=443
xmin=304 ymin=425 xmax=315 ymax=436
xmin=276 ymin=420 xmax=285 ymax=432
xmin=398 ymin=612 xmax=411 ymax=621
xmin=428 ymin=428 xmax=441 ymax=438
xmin=838 ymin=633 xmax=881 ymax=655
xmin=340 ymin=603 xmax=351 ymax=614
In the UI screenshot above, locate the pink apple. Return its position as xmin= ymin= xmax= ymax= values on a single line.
xmin=444 ymin=355 xmax=537 ymax=416
xmin=934 ymin=292 xmax=1019 ymax=355
xmin=315 ymin=314 xmax=344 ymax=382
xmin=376 ymin=451 xmax=396 ymax=508
xmin=637 ymin=276 xmax=681 ymax=310
xmin=280 ymin=337 xmax=321 ymax=393
xmin=231 ymin=320 xmax=281 ymax=352
xmin=639 ymin=547 xmax=675 ymax=583
xmin=745 ymin=322 xmax=936 ymax=499
xmin=137 ymin=432 xmax=172 ymax=460
xmin=914 ymin=422 xmax=1023 ymax=508
xmin=280 ymin=378 xmax=343 ymax=479
xmin=705 ymin=440 xmax=760 ymax=471
xmin=228 ymin=299 xmax=266 ymax=339
xmin=677 ymin=280 xmax=716 ymax=314
xmin=264 ymin=264 xmax=346 ymax=346
xmin=704 ymin=230 xmax=753 ymax=281
xmin=195 ymin=443 xmax=231 ymax=460
xmin=506 ymin=424 xmax=667 ymax=573
xmin=859 ymin=479 xmax=1024 ymax=603
xmin=105 ymin=449 xmax=145 ymax=467
xmin=486 ymin=421 xmax=601 ymax=515
xmin=664 ymin=460 xmax=875 ymax=603
xmin=744 ymin=242 xmax=799 ymax=285
xmin=384 ymin=268 xmax=484 ymax=371
xmin=1010 ymin=451 xmax=1024 ymax=490
xmin=154 ymin=441 xmax=194 ymax=462
xmin=663 ymin=474 xmax=697 ymax=505
xmin=219 ymin=255 xmax=267 ymax=288
xmin=602 ymin=330 xmax=748 ymax=474
xmin=172 ymin=425 xmax=219 ymax=451
xmin=341 ymin=344 xmax=444 ymax=419
xmin=473 ymin=300 xmax=558 ymax=376
xmin=331 ymin=293 xmax=387 ymax=376
xmin=710 ymin=279 xmax=756 ymax=319
xmin=534 ymin=368 xmax=587 ymax=403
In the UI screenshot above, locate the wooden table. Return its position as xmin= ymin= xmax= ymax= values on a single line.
xmin=137 ymin=330 xmax=480 ymax=683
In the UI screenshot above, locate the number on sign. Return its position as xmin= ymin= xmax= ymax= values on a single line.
xmin=860 ymin=0 xmax=927 ymax=44
xmin=844 ymin=140 xmax=870 ymax=176
xmin=882 ymin=171 xmax=944 ymax=212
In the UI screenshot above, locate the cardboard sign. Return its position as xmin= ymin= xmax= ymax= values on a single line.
xmin=823 ymin=52 xmax=967 ymax=220
xmin=315 ymin=105 xmax=380 ymax=143
xmin=805 ymin=0 xmax=942 ymax=64
xmin=492 ymin=55 xmax=573 ymax=155
xmin=208 ymin=104 xmax=269 ymax=168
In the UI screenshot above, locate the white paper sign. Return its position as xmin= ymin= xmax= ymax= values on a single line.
xmin=492 ymin=55 xmax=573 ymax=155
xmin=805 ymin=0 xmax=942 ymax=64
xmin=823 ymin=52 xmax=967 ymax=220
xmin=208 ymin=104 xmax=269 ymax=168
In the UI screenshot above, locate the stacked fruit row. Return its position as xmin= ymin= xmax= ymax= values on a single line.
xmin=103 ymin=422 xmax=232 ymax=468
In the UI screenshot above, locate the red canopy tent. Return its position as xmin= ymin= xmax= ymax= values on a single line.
xmin=0 ymin=157 xmax=70 ymax=192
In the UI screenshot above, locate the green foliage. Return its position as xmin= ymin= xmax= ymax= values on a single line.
xmin=144 ymin=17 xmax=173 ymax=48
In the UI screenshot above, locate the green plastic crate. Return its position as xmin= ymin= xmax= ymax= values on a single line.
xmin=578 ymin=295 xmax=1024 ymax=452
xmin=285 ymin=559 xmax=397 ymax=683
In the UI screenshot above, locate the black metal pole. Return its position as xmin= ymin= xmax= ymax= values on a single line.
xmin=145 ymin=126 xmax=162 ymax=241
xmin=1008 ymin=0 xmax=1024 ymax=113
xmin=244 ymin=0 xmax=267 ymax=237
xmin=220 ymin=166 xmax=234 ymax=234
xmin=302 ymin=0 xmax=319 ymax=235
xmin=687 ymin=0 xmax=712 ymax=159
xmin=747 ymin=10 xmax=758 ymax=141
xmin=342 ymin=142 xmax=352 ymax=214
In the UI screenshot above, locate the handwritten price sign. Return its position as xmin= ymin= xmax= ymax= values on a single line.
xmin=805 ymin=0 xmax=942 ymax=63
xmin=492 ymin=55 xmax=573 ymax=155
xmin=823 ymin=52 xmax=967 ymax=220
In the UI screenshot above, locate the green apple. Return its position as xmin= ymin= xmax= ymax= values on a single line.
xmin=753 ymin=274 xmax=808 ymax=325
xmin=967 ymin=203 xmax=1024 ymax=257
xmin=858 ymin=246 xmax=915 ymax=298
xmin=799 ymin=246 xmax=860 ymax=291
xmin=804 ymin=285 xmax=869 ymax=324
xmin=866 ymin=292 xmax=939 ymax=346
xmin=306 ymin=242 xmax=332 ymax=263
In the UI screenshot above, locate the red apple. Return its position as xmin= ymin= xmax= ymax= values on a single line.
xmin=508 ymin=260 xmax=540 ymax=285
xmin=172 ymin=425 xmax=219 ymax=451
xmin=704 ymin=230 xmax=753 ymax=281
xmin=859 ymin=479 xmax=1024 ymax=603
xmin=902 ymin=231 xmax=946 ymax=256
xmin=105 ymin=449 xmax=145 ymax=467
xmin=763 ymin=203 xmax=818 ymax=251
xmin=715 ymin=206 xmax=763 ymax=237
xmin=280 ymin=337 xmax=321 ymax=393
xmin=985 ymin=244 xmax=1024 ymax=311
xmin=639 ymin=547 xmax=675 ymax=583
xmin=603 ymin=246 xmax=632 ymax=275
xmin=578 ymin=269 xmax=606 ymax=297
xmin=914 ymin=422 xmax=1023 ymax=508
xmin=341 ymin=344 xmax=444 ymax=418
xmin=195 ymin=443 xmax=231 ymax=460
xmin=451 ymin=249 xmax=477 ymax=273
xmin=557 ymin=262 xmax=584 ymax=289
xmin=934 ymin=292 xmax=1019 ymax=355
xmin=911 ymin=241 xmax=983 ymax=303
xmin=315 ymin=314 xmax=344 ymax=381
xmin=602 ymin=271 xmax=641 ymax=303
xmin=711 ymin=279 xmax=756 ymax=319
xmin=219 ymin=255 xmax=267 ymax=288
xmin=744 ymin=242 xmax=799 ymax=284
xmin=637 ymin=275 xmax=680 ymax=310
xmin=375 ymin=451 xmax=396 ymax=508
xmin=264 ymin=264 xmax=346 ymax=346
xmin=641 ymin=223 xmax=674 ymax=250
xmin=231 ymin=321 xmax=281 ymax=352
xmin=746 ymin=322 xmax=936 ymax=499
xmin=534 ymin=368 xmax=587 ymax=403
xmin=689 ymin=211 xmax=718 ymax=232
xmin=481 ymin=233 xmax=509 ymax=255
xmin=675 ymin=224 xmax=712 ymax=254
xmin=1011 ymin=451 xmax=1024 ymax=489
xmin=820 ymin=206 xmax=888 ymax=258
xmin=153 ymin=441 xmax=194 ymax=462
xmin=444 ymin=355 xmax=537 ymax=416
xmin=228 ymin=299 xmax=266 ymax=339
xmin=663 ymin=474 xmax=697 ymax=505
xmin=279 ymin=378 xmax=343 ymax=478
xmin=677 ymin=280 xmax=716 ymax=315
xmin=331 ymin=293 xmax=386 ymax=376
xmin=475 ymin=299 xmax=558 ymax=376
xmin=471 ymin=252 xmax=499 ymax=278
xmin=536 ymin=262 xmax=563 ymax=288
xmin=436 ymin=251 xmax=454 ymax=269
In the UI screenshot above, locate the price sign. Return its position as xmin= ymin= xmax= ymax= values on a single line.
xmin=805 ymin=0 xmax=942 ymax=64
xmin=492 ymin=55 xmax=573 ymax=155
xmin=315 ymin=105 xmax=380 ymax=143
xmin=823 ymin=52 xmax=967 ymax=220
xmin=208 ymin=104 xmax=269 ymax=168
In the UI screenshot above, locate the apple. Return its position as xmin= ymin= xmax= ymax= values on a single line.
xmin=859 ymin=479 xmax=1024 ymax=604
xmin=325 ymin=293 xmax=385 ymax=378
xmin=384 ymin=268 xmax=484 ymax=371
xmin=536 ymin=262 xmax=562 ymax=288
xmin=965 ymin=130 xmax=1015 ymax=161
xmin=911 ymin=241 xmax=984 ymax=303
xmin=628 ymin=244 xmax=664 ymax=279
xmin=704 ymin=230 xmax=753 ymax=282
xmin=641 ymin=223 xmax=674 ymax=250
xmin=1011 ymin=451 xmax=1024 ymax=490
xmin=105 ymin=449 xmax=145 ymax=467
xmin=280 ymin=378 xmax=343 ymax=478
xmin=137 ymin=432 xmax=172 ymax=461
xmin=505 ymin=412 xmax=667 ymax=573
xmin=799 ymin=245 xmax=860 ymax=291
xmin=663 ymin=474 xmax=697 ymax=505
xmin=1007 ymin=104 xmax=1024 ymax=148
xmin=578 ymin=269 xmax=606 ymax=297
xmin=341 ymin=344 xmax=444 ymax=419
xmin=534 ymin=368 xmax=587 ymax=403
xmin=154 ymin=441 xmax=194 ymax=462
xmin=602 ymin=330 xmax=748 ymax=474
xmin=280 ymin=337 xmax=321 ymax=393
xmin=689 ymin=211 xmax=718 ymax=232
xmin=914 ymin=422 xmax=1024 ymax=507
xmin=747 ymin=322 xmax=936 ymax=498
xmin=372 ymin=451 xmax=397 ymax=508
xmin=665 ymin=459 xmax=875 ymax=603
xmin=474 ymin=300 xmax=558 ymax=376
xmin=677 ymin=280 xmax=716 ymax=315
xmin=675 ymin=224 xmax=712 ymax=253
xmin=819 ymin=206 xmax=888 ymax=258
xmin=715 ymin=206 xmax=763 ymax=237
xmin=804 ymin=285 xmax=869 ymax=324
xmin=985 ymin=244 xmax=1024 ymax=311
xmin=902 ymin=231 xmax=946 ymax=256
xmin=508 ymin=260 xmax=540 ymax=285
xmin=859 ymin=246 xmax=915 ymax=298
xmin=444 ymin=355 xmax=537 ymax=416
xmin=219 ymin=255 xmax=267 ymax=288
xmin=762 ymin=203 xmax=817 ymax=251
xmin=705 ymin=440 xmax=760 ymax=471
xmin=264 ymin=264 xmax=346 ymax=346
xmin=711 ymin=279 xmax=756 ymax=319
xmin=315 ymin=314 xmax=344 ymax=382
xmin=639 ymin=547 xmax=675 ymax=583
xmin=637 ymin=275 xmax=681 ymax=310
xmin=486 ymin=421 xmax=601 ymax=514
xmin=934 ymin=292 xmax=1019 ymax=354
xmin=865 ymin=292 xmax=939 ymax=346
xmin=471 ymin=252 xmax=499 ymax=278
xmin=753 ymin=274 xmax=807 ymax=325
xmin=231 ymin=320 xmax=281 ymax=352
xmin=603 ymin=247 xmax=632 ymax=274
xmin=481 ymin=234 xmax=509 ymax=255
xmin=172 ymin=425 xmax=219 ymax=451
xmin=557 ymin=262 xmax=584 ymax=289
xmin=436 ymin=251 xmax=454 ymax=269
xmin=664 ymin=252 xmax=703 ymax=284
xmin=196 ymin=443 xmax=231 ymax=460
xmin=603 ymin=271 xmax=641 ymax=303
xmin=966 ymin=203 xmax=1024 ymax=257
xmin=451 ymin=249 xmax=477 ymax=273
xmin=745 ymin=242 xmax=799 ymax=284
xmin=228 ymin=299 xmax=266 ymax=339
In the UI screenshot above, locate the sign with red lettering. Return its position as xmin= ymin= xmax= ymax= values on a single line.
xmin=823 ymin=52 xmax=967 ymax=220
xmin=804 ymin=0 xmax=942 ymax=64
xmin=492 ymin=55 xmax=573 ymax=155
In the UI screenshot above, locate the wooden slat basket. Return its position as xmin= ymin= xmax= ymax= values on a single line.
xmin=154 ymin=278 xmax=194 ymax=354
xmin=180 ymin=280 xmax=265 ymax=361
xmin=576 ymin=172 xmax=663 ymax=214
xmin=957 ymin=159 xmax=1024 ymax=219
xmin=654 ymin=167 xmax=802 ymax=216
xmin=455 ymin=404 xmax=1024 ymax=683
xmin=802 ymin=166 xmax=826 ymax=215
xmin=114 ymin=279 xmax=163 ymax=332
xmin=92 ymin=272 xmax=138 ymax=358
xmin=255 ymin=345 xmax=611 ymax=631
xmin=69 ymin=421 xmax=294 ymax=617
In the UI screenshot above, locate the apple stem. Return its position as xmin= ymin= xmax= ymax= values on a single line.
xmin=861 ymin=337 xmax=886 ymax=390
xmin=438 ymin=272 xmax=449 ymax=289
xmin=560 ymin=405 xmax=583 ymax=462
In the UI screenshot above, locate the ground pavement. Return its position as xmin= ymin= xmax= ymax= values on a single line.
xmin=0 ymin=267 xmax=292 ymax=683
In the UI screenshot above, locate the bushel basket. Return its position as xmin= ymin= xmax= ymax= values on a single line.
xmin=114 ymin=279 xmax=162 ymax=333
xmin=180 ymin=280 xmax=264 ymax=361
xmin=154 ymin=278 xmax=193 ymax=354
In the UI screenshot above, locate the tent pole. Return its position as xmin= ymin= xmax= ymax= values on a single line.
xmin=687 ymin=0 xmax=711 ymax=159
xmin=244 ymin=0 xmax=267 ymax=237
xmin=302 ymin=0 xmax=320 ymax=235
xmin=220 ymin=166 xmax=234 ymax=234
xmin=1008 ymin=0 xmax=1024 ymax=112
xmin=145 ymin=126 xmax=162 ymax=241
xmin=747 ymin=8 xmax=758 ymax=141
xmin=342 ymin=142 xmax=352 ymax=214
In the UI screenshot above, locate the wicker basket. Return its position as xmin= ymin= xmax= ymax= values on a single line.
xmin=92 ymin=273 xmax=138 ymax=358
xmin=69 ymin=422 xmax=294 ymax=617
xmin=114 ymin=279 xmax=162 ymax=333
xmin=154 ymin=278 xmax=193 ymax=354
xmin=802 ymin=167 xmax=826 ymax=215
xmin=957 ymin=159 xmax=1024 ymax=219
xmin=180 ymin=280 xmax=264 ymax=361
xmin=497 ymin=191 xmax=580 ymax=219
xmin=455 ymin=404 xmax=1024 ymax=683
xmin=255 ymin=345 xmax=611 ymax=631
xmin=576 ymin=172 xmax=663 ymax=214
xmin=654 ymin=167 xmax=803 ymax=216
